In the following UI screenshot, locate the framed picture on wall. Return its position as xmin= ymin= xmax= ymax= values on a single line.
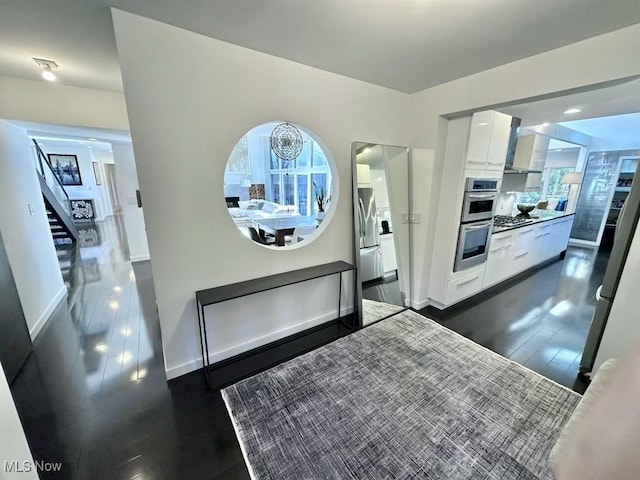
xmin=48 ymin=154 xmax=82 ymax=186
xmin=92 ymin=161 xmax=102 ymax=185
xmin=70 ymin=199 xmax=96 ymax=221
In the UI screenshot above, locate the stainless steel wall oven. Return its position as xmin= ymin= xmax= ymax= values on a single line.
xmin=454 ymin=177 xmax=499 ymax=272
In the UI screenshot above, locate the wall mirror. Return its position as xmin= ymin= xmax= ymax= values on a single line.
xmin=352 ymin=143 xmax=411 ymax=326
xmin=224 ymin=122 xmax=335 ymax=248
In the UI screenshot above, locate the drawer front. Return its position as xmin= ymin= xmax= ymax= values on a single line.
xmin=483 ymin=243 xmax=514 ymax=288
xmin=512 ymin=249 xmax=533 ymax=273
xmin=446 ymin=270 xmax=484 ymax=305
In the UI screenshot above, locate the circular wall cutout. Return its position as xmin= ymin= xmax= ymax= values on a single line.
xmin=224 ymin=122 xmax=335 ymax=248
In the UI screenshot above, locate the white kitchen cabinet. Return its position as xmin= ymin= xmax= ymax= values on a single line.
xmin=532 ymin=222 xmax=554 ymax=263
xmin=465 ymin=111 xmax=494 ymax=169
xmin=483 ymin=216 xmax=576 ymax=291
xmin=549 ymin=217 xmax=574 ymax=256
xmin=465 ymin=111 xmax=512 ymax=171
xmin=446 ymin=269 xmax=485 ymax=305
xmin=485 ymin=112 xmax=513 ymax=171
xmin=483 ymin=232 xmax=515 ymax=288
xmin=380 ymin=234 xmax=397 ymax=273
xmin=511 ymin=226 xmax=536 ymax=272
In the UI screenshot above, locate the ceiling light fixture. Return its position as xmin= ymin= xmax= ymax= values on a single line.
xmin=563 ymin=108 xmax=581 ymax=114
xmin=88 ymin=138 xmax=97 ymax=141
xmin=33 ymin=57 xmax=59 ymax=82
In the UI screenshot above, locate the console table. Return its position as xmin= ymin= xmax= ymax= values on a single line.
xmin=196 ymin=261 xmax=355 ymax=388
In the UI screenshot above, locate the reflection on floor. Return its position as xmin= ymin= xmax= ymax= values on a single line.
xmin=362 ymin=298 xmax=405 ymax=326
xmin=11 ymin=216 xmax=249 ymax=479
xmin=362 ymin=273 xmax=403 ymax=306
xmin=421 ymin=246 xmax=609 ymax=394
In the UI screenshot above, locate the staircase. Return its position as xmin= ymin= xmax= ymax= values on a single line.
xmin=33 ymin=140 xmax=80 ymax=290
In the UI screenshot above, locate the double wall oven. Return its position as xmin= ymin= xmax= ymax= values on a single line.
xmin=454 ymin=178 xmax=499 ymax=272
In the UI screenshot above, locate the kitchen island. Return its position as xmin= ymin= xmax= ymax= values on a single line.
xmin=483 ymin=210 xmax=575 ymax=289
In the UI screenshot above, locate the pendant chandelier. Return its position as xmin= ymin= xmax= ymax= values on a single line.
xmin=270 ymin=122 xmax=303 ymax=162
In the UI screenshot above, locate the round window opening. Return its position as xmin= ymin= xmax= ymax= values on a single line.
xmin=224 ymin=122 xmax=336 ymax=248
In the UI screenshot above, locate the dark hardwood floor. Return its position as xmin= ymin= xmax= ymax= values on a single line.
xmin=11 ymin=218 xmax=252 ymax=479
xmin=10 ymin=216 xmax=605 ymax=478
xmin=420 ymin=245 xmax=609 ymax=395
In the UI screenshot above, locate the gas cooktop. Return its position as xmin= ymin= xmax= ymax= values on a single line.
xmin=493 ymin=215 xmax=538 ymax=228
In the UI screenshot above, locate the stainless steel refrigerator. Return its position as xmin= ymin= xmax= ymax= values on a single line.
xmin=580 ymin=172 xmax=640 ymax=374
xmin=358 ymin=187 xmax=383 ymax=282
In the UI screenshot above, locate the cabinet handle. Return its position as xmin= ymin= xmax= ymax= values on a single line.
xmin=514 ymin=252 xmax=529 ymax=259
xmin=535 ymin=232 xmax=552 ymax=238
xmin=494 ymin=234 xmax=513 ymax=241
xmin=490 ymin=244 xmax=513 ymax=253
xmin=487 ymin=161 xmax=504 ymax=165
xmin=519 ymin=229 xmax=533 ymax=234
xmin=468 ymin=160 xmax=485 ymax=164
xmin=457 ymin=276 xmax=480 ymax=286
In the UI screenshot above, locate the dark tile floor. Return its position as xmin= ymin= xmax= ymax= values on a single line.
xmin=421 ymin=245 xmax=610 ymax=394
xmin=11 ymin=217 xmax=605 ymax=479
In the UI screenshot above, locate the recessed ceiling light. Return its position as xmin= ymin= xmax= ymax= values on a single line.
xmin=33 ymin=57 xmax=59 ymax=82
xmin=88 ymin=138 xmax=97 ymax=141
xmin=564 ymin=108 xmax=581 ymax=114
xmin=478 ymin=122 xmax=489 ymax=126
xmin=41 ymin=70 xmax=56 ymax=82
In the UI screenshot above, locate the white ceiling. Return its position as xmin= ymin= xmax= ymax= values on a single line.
xmin=499 ymin=78 xmax=640 ymax=127
xmin=2 ymin=0 xmax=640 ymax=94
xmin=559 ymin=113 xmax=640 ymax=146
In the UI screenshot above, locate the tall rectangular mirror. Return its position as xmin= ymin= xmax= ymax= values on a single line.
xmin=352 ymin=143 xmax=411 ymax=326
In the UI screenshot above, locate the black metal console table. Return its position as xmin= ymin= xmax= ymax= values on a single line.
xmin=196 ymin=261 xmax=355 ymax=389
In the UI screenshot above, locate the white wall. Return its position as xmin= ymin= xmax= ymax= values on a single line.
xmin=0 ymin=362 xmax=38 ymax=480
xmin=0 ymin=75 xmax=128 ymax=131
xmin=111 ymin=142 xmax=150 ymax=262
xmin=39 ymin=145 xmax=111 ymax=221
xmin=0 ymin=121 xmax=65 ymax=339
xmin=89 ymin=148 xmax=115 ymax=217
xmin=112 ymin=9 xmax=412 ymax=378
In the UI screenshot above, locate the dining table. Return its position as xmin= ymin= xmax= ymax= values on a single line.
xmin=254 ymin=216 xmax=317 ymax=246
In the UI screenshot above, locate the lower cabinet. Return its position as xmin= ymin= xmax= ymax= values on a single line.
xmin=484 ymin=216 xmax=574 ymax=289
xmin=446 ymin=269 xmax=485 ymax=305
xmin=483 ymin=232 xmax=514 ymax=288
xmin=380 ymin=234 xmax=397 ymax=273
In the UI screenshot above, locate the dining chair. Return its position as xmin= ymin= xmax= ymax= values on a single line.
xmin=248 ymin=227 xmax=275 ymax=245
xmin=288 ymin=226 xmax=316 ymax=244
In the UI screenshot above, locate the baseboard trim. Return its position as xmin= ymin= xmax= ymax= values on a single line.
xmin=410 ymin=298 xmax=430 ymax=310
xmin=165 ymin=305 xmax=354 ymax=380
xmin=29 ymin=286 xmax=67 ymax=340
xmin=130 ymin=254 xmax=150 ymax=263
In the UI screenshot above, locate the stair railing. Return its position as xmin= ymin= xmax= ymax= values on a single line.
xmin=32 ymin=139 xmax=72 ymax=216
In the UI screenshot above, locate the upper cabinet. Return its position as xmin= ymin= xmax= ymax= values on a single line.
xmin=512 ymin=134 xmax=550 ymax=171
xmin=464 ymin=111 xmax=512 ymax=172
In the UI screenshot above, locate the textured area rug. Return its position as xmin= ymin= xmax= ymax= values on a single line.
xmin=362 ymin=298 xmax=405 ymax=326
xmin=222 ymin=310 xmax=581 ymax=479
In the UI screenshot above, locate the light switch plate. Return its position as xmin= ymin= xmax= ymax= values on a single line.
xmin=28 ymin=203 xmax=35 ymax=215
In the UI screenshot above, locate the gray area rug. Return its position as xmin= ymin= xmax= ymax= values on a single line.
xmin=222 ymin=310 xmax=581 ymax=479
xmin=362 ymin=298 xmax=405 ymax=326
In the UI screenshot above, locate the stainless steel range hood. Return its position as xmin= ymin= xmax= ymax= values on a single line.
xmin=501 ymin=117 xmax=545 ymax=191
